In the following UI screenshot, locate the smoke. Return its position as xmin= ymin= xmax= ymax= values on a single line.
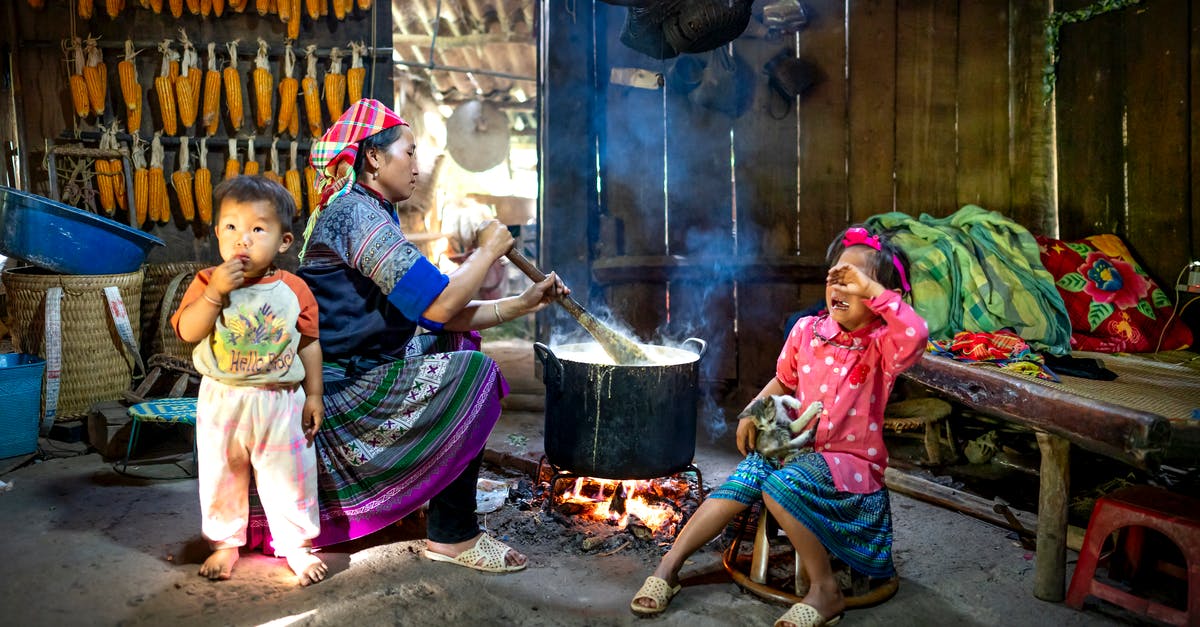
xmin=697 ymin=391 xmax=728 ymax=442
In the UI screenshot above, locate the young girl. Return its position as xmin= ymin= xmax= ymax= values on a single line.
xmin=630 ymin=225 xmax=928 ymax=627
xmin=171 ymin=176 xmax=327 ymax=586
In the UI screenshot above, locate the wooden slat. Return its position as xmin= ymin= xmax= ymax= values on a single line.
xmin=1054 ymin=0 xmax=1125 ymax=237
xmin=1122 ymin=0 xmax=1189 ymax=285
xmin=1007 ymin=0 xmax=1054 ymax=234
xmin=600 ymin=5 xmax=667 ymax=342
xmin=894 ymin=0 xmax=959 ymax=218
xmin=847 ymin=0 xmax=897 ymax=223
xmin=1193 ymin=0 xmax=1200 ymax=263
xmin=955 ymin=0 xmax=1011 ymax=214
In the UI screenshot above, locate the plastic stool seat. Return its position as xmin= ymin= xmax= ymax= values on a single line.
xmin=1066 ymin=485 xmax=1200 ymax=626
xmin=118 ymin=397 xmax=198 ymax=477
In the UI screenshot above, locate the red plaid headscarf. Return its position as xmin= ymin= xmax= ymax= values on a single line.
xmin=302 ymin=98 xmax=408 ymax=254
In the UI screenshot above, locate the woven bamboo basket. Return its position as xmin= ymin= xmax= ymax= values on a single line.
xmin=2 ymin=267 xmax=144 ymax=420
xmin=140 ymin=261 xmax=207 ymax=360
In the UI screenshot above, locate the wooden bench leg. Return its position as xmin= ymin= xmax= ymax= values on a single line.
xmin=1035 ymin=431 xmax=1070 ymax=602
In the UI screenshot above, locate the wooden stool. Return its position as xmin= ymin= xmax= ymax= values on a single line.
xmin=723 ymin=506 xmax=899 ymax=608
xmin=1066 ymin=485 xmax=1200 ymax=626
xmin=884 ymin=397 xmax=954 ymax=465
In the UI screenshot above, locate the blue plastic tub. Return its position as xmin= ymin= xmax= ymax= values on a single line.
xmin=0 ymin=186 xmax=164 ymax=275
xmin=0 ymin=353 xmax=45 ymax=458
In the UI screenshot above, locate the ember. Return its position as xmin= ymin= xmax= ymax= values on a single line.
xmin=553 ymin=475 xmax=696 ymax=536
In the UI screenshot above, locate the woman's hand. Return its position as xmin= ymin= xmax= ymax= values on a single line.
xmin=474 ymin=220 xmax=515 ymax=260
xmin=516 ymin=271 xmax=570 ymax=314
xmin=827 ymin=262 xmax=884 ymax=299
xmin=735 ymin=416 xmax=758 ymax=456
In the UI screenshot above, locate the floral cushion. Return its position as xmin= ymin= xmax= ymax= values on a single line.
xmin=1036 ymin=234 xmax=1192 ymax=353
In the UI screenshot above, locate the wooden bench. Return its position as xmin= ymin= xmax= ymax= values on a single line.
xmin=901 ymin=350 xmax=1199 ymax=602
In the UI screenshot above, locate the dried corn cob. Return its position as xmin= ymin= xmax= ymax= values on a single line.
xmin=118 ymin=40 xmax=143 ymax=133
xmin=302 ymin=45 xmax=322 ymax=138
xmin=286 ymin=0 xmax=300 ymax=40
xmin=132 ymin=134 xmax=149 ymax=226
xmin=242 ymin=135 xmax=260 ymax=175
xmin=202 ymin=43 xmax=222 ymax=135
xmin=82 ymin=37 xmax=107 ymax=116
xmin=201 ymin=0 xmax=212 ymax=16
xmin=172 ymin=138 xmax=195 ymax=222
xmin=169 ymin=0 xmax=183 ymax=18
xmin=95 ymin=129 xmax=116 ymax=215
xmin=175 ymin=30 xmax=201 ymax=129
xmin=155 ymin=40 xmax=179 ymax=135
xmin=285 ymin=142 xmax=303 ymax=216
xmin=347 ymin=41 xmax=366 ymax=104
xmin=149 ymin=133 xmax=169 ymax=223
xmin=28 ymin=0 xmax=46 ymax=9
xmin=263 ymin=136 xmax=282 ymax=184
xmin=252 ymin=38 xmax=274 ymax=130
xmin=195 ymin=138 xmax=214 ymax=223
xmin=224 ymin=137 xmax=240 ymax=180
xmin=185 ymin=0 xmax=200 ymax=14
xmin=304 ymin=164 xmax=318 ymax=214
xmin=277 ymin=0 xmax=292 ymax=22
xmin=105 ymin=123 xmax=128 ymax=212
xmin=304 ymin=0 xmax=319 ymax=19
xmin=332 ymin=0 xmax=347 ymax=20
xmin=149 ymin=0 xmax=162 ymax=13
xmin=318 ymin=0 xmax=326 ymax=16
xmin=228 ymin=0 xmax=246 ymax=11
xmin=106 ymin=0 xmax=123 ymax=19
xmin=277 ymin=43 xmax=298 ymax=136
xmin=356 ymin=0 xmax=370 ymax=10
xmin=66 ymin=38 xmax=90 ymax=118
xmin=324 ymin=47 xmax=345 ymax=122
xmin=78 ymin=0 xmax=94 ymax=20
xmin=223 ymin=40 xmax=244 ymax=132
xmin=255 ymin=0 xmax=270 ymax=16
xmin=212 ymin=0 xmax=224 ymax=16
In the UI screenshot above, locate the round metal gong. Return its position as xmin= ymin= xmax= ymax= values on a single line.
xmin=445 ymin=100 xmax=511 ymax=172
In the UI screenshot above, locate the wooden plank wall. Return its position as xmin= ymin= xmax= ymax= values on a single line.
xmin=543 ymin=0 xmax=1199 ymax=413
xmin=2 ymin=1 xmax=391 ymax=269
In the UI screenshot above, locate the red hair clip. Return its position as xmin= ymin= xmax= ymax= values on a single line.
xmin=842 ymin=227 xmax=911 ymax=293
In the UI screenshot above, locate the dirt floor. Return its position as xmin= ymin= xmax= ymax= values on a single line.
xmin=0 ymin=340 xmax=1141 ymax=626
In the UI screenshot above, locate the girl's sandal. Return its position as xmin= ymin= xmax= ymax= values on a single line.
xmin=774 ymin=602 xmax=843 ymax=627
xmin=630 ymin=575 xmax=681 ymax=616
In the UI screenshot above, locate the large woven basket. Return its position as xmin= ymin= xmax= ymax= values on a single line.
xmin=2 ymin=267 xmax=143 ymax=420
xmin=140 ymin=261 xmax=207 ymax=360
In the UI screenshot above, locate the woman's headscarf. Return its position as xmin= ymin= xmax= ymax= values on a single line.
xmin=302 ymin=98 xmax=408 ymax=255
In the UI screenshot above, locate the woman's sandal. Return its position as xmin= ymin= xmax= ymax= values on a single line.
xmin=774 ymin=602 xmax=843 ymax=627
xmin=423 ymin=534 xmax=527 ymax=573
xmin=630 ymin=575 xmax=681 ymax=616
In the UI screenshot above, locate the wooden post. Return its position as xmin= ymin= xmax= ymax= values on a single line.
xmin=1035 ymin=431 xmax=1070 ymax=601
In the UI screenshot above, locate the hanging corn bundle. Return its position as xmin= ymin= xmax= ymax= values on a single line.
xmin=132 ymin=134 xmax=149 ymax=226
xmin=118 ymin=40 xmax=143 ymax=133
xmin=169 ymin=0 xmax=183 ymax=18
xmin=83 ymin=36 xmax=107 ymax=116
xmin=255 ymin=0 xmax=270 ymax=17
xmin=202 ymin=43 xmax=222 ymax=136
xmin=276 ymin=43 xmax=298 ymax=137
xmin=195 ymin=138 xmax=214 ymax=224
xmin=356 ymin=0 xmax=371 ymax=11
xmin=105 ymin=123 xmax=128 ymax=212
xmin=106 ymin=0 xmax=123 ymax=19
xmin=304 ymin=163 xmax=317 ymax=215
xmin=263 ymin=137 xmax=282 ymax=184
xmin=331 ymin=0 xmax=348 ymax=20
xmin=155 ymin=39 xmax=179 ymax=136
xmin=201 ymin=0 xmax=212 ymax=16
xmin=94 ymin=127 xmax=118 ymax=215
xmin=224 ymin=137 xmax=240 ymax=180
xmin=66 ymin=38 xmax=90 ymax=119
xmin=301 ymin=45 xmax=322 ymax=138
xmin=78 ymin=0 xmax=94 ymax=20
xmin=324 ymin=47 xmax=346 ymax=122
xmin=149 ymin=133 xmax=170 ymax=223
xmin=253 ymin=38 xmax=274 ymax=130
xmin=224 ymin=40 xmax=245 ymax=133
xmin=285 ymin=141 xmax=303 ymax=218
xmin=279 ymin=0 xmax=300 ymax=40
xmin=243 ymin=135 xmax=260 ymax=175
xmin=304 ymin=0 xmax=319 ymax=19
xmin=175 ymin=30 xmax=202 ymax=130
xmin=172 ymin=138 xmax=196 ymax=222
xmin=347 ymin=41 xmax=366 ymax=105
xmin=185 ymin=0 xmax=200 ymax=15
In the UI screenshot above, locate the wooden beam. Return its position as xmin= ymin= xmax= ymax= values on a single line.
xmin=591 ymin=255 xmax=827 ymax=285
xmin=393 ymin=32 xmax=532 ymax=48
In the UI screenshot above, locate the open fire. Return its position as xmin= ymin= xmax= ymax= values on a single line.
xmin=552 ymin=474 xmax=697 ymax=537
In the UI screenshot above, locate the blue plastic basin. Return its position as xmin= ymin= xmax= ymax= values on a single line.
xmin=0 ymin=186 xmax=164 ymax=275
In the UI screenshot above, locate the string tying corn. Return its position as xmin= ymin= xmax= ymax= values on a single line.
xmin=301 ymin=45 xmax=322 ymax=138
xmin=224 ymin=137 xmax=240 ymax=180
xmin=324 ymin=46 xmax=346 ymax=122
xmin=223 ymin=40 xmax=244 ymax=132
xmin=118 ymin=40 xmax=143 ymax=133
xmin=195 ymin=138 xmax=214 ymax=224
xmin=175 ymin=30 xmax=202 ymax=130
xmin=253 ymin=38 xmax=274 ymax=130
xmin=243 ymin=135 xmax=260 ymax=175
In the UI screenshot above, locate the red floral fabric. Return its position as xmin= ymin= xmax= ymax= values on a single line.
xmin=1036 ymin=234 xmax=1192 ymax=352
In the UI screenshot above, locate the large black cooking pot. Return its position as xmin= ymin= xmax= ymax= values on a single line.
xmin=536 ymin=338 xmax=706 ymax=480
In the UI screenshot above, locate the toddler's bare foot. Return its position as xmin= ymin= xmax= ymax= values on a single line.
xmin=199 ymin=547 xmax=239 ymax=581
xmin=286 ymin=551 xmax=328 ymax=586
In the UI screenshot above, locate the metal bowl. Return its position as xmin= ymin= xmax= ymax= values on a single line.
xmin=0 ymin=186 xmax=163 ymax=275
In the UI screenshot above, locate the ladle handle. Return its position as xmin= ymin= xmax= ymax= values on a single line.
xmin=505 ymin=249 xmax=588 ymax=319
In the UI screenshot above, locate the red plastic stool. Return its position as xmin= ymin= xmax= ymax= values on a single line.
xmin=1066 ymin=485 xmax=1200 ymax=626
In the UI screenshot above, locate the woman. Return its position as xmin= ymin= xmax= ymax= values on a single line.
xmin=246 ymin=99 xmax=566 ymax=573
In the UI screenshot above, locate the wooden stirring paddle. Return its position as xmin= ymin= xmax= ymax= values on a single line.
xmin=505 ymin=250 xmax=652 ymax=366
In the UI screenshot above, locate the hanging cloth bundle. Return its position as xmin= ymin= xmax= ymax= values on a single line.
xmin=662 ymin=0 xmax=754 ymax=55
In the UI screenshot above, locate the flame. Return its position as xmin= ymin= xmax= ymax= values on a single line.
xmin=557 ymin=477 xmax=682 ymax=533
